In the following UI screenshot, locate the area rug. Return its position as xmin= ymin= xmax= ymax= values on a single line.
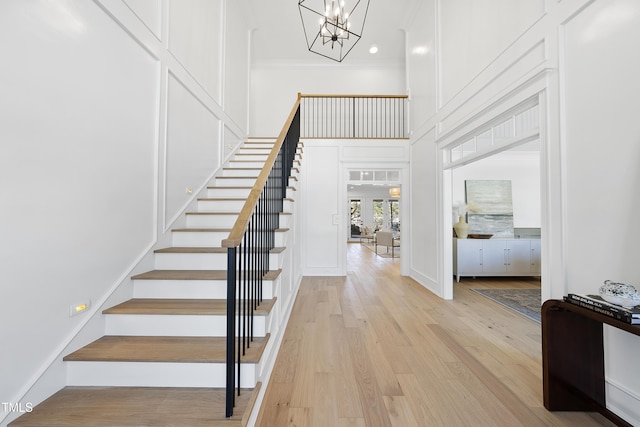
xmin=471 ymin=288 xmax=541 ymax=323
xmin=362 ymin=242 xmax=400 ymax=258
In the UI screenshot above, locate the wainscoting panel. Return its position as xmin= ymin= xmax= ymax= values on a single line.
xmin=122 ymin=0 xmax=162 ymax=39
xmin=302 ymin=144 xmax=343 ymax=275
xmin=436 ymin=39 xmax=547 ymax=144
xmin=167 ymin=0 xmax=223 ymax=103
xmin=438 ymin=0 xmax=545 ymax=107
xmin=164 ymin=72 xmax=221 ymax=229
xmin=342 ymin=144 xmax=409 ymax=162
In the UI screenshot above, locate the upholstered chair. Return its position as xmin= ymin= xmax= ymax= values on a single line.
xmin=375 ymin=230 xmax=400 ymax=257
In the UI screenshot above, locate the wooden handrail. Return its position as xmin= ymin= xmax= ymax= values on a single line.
xmin=301 ymin=94 xmax=408 ymax=99
xmin=221 ymin=94 xmax=302 ymax=248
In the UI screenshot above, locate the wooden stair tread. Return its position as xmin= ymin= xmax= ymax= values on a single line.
xmin=131 ymin=269 xmax=282 ymax=281
xmin=132 ymin=270 xmax=227 ymax=280
xmin=8 ymin=384 xmax=260 ymax=427
xmin=198 ymin=199 xmax=249 ymax=203
xmin=186 ymin=212 xmax=240 ymax=216
xmin=222 ymin=167 xmax=262 ymax=171
xmin=103 ymin=298 xmax=276 ymax=316
xmin=171 ymin=227 xmax=288 ymax=232
xmin=171 ymin=228 xmax=231 ymax=232
xmin=154 ymin=247 xmax=286 ymax=254
xmin=63 ymin=334 xmax=270 ymax=363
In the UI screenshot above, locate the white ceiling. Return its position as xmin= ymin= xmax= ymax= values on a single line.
xmin=246 ymin=0 xmax=423 ymax=65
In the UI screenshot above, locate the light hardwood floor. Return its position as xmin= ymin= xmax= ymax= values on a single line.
xmin=255 ymin=242 xmax=614 ymax=427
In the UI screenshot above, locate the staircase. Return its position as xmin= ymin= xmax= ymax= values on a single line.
xmin=9 ymin=139 xmax=302 ymax=427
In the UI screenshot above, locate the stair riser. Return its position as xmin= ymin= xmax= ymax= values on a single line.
xmin=132 ymin=278 xmax=276 ymax=300
xmin=286 ymin=188 xmax=296 ymax=199
xmin=243 ymin=142 xmax=274 ymax=149
xmin=279 ymin=215 xmax=292 ymax=228
xmin=232 ymin=154 xmax=269 ymax=161
xmin=198 ymin=199 xmax=292 ymax=213
xmin=221 ymin=168 xmax=261 ymax=177
xmin=104 ymin=314 xmax=269 ymax=337
xmin=237 ymin=148 xmax=272 ymax=155
xmin=184 ymin=213 xmax=290 ymax=229
xmin=276 ymin=232 xmax=288 ymax=247
xmin=186 ymin=214 xmax=238 ymax=228
xmin=154 ymin=252 xmax=282 ymax=270
xmin=228 ymin=161 xmax=269 ymax=169
xmin=197 ymin=199 xmax=246 ymax=212
xmin=66 ymin=361 xmax=258 ymax=388
xmin=172 ymin=231 xmax=288 ymax=248
xmin=206 ymin=187 xmax=251 ymax=198
xmin=214 ymin=177 xmax=258 ymax=187
xmin=172 ymin=231 xmax=230 ymax=247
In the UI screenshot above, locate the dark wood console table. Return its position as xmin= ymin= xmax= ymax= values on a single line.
xmin=542 ymin=299 xmax=640 ymax=426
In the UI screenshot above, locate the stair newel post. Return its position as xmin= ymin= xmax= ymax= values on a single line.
xmin=225 ymin=246 xmax=237 ymax=418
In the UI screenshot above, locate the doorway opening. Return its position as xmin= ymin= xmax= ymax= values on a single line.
xmin=442 ymin=94 xmax=544 ymax=301
xmin=348 ymin=184 xmax=401 ymax=242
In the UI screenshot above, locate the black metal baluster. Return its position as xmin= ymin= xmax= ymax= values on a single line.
xmin=225 ymin=246 xmax=236 ymax=418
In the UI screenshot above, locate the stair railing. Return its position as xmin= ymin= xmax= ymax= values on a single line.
xmin=222 ymin=95 xmax=301 ymax=418
xmin=300 ymin=94 xmax=409 ymax=139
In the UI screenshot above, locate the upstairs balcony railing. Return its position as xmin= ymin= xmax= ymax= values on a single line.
xmin=300 ymin=94 xmax=408 ymax=139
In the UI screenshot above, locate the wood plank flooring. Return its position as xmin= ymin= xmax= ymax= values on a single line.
xmin=255 ymin=243 xmax=615 ymax=427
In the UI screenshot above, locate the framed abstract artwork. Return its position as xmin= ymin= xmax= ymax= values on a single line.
xmin=465 ymin=180 xmax=514 ymax=237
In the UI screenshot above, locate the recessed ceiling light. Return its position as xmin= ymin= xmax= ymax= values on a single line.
xmin=369 ymin=44 xmax=378 ymax=54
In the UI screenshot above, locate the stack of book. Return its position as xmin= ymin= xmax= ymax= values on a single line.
xmin=564 ymin=293 xmax=640 ymax=324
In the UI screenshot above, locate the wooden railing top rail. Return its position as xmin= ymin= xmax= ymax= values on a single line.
xmin=301 ymin=94 xmax=408 ymax=99
xmin=221 ymin=94 xmax=301 ymax=249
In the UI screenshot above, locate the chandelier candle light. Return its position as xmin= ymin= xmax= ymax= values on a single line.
xmin=298 ymin=0 xmax=371 ymax=62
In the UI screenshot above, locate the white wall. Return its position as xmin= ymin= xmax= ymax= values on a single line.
xmin=0 ymin=1 xmax=249 ymax=424
xmin=300 ymin=140 xmax=410 ymax=276
xmin=250 ymin=64 xmax=406 ymax=136
xmin=452 ymin=151 xmax=541 ymax=228
xmin=405 ymin=0 xmax=640 ymax=422
xmin=562 ymin=1 xmax=640 ymax=422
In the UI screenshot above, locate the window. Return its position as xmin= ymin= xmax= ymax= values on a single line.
xmin=444 ymin=99 xmax=540 ymax=168
xmin=389 ymin=199 xmax=400 ymax=232
xmin=350 ymin=200 xmax=362 ymax=237
xmin=373 ymin=199 xmax=384 ymax=230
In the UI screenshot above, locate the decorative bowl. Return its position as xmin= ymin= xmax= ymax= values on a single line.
xmin=599 ymin=280 xmax=640 ymax=308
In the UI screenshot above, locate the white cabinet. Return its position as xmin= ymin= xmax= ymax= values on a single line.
xmin=530 ymin=239 xmax=541 ymax=275
xmin=453 ymin=238 xmax=541 ymax=282
xmin=455 ymin=239 xmax=483 ymax=273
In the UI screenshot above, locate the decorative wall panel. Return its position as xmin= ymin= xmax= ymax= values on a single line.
xmin=165 ymin=73 xmax=221 ymax=227
xmin=439 ymin=0 xmax=545 ymax=106
xmin=168 ymin=0 xmax=222 ymax=102
xmin=0 ymin=0 xmax=159 ymax=415
xmin=224 ymin=0 xmax=249 ymax=133
xmin=123 ymin=0 xmax=161 ymax=38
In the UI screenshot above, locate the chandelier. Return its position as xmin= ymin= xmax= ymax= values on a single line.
xmin=298 ymin=0 xmax=371 ymax=62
